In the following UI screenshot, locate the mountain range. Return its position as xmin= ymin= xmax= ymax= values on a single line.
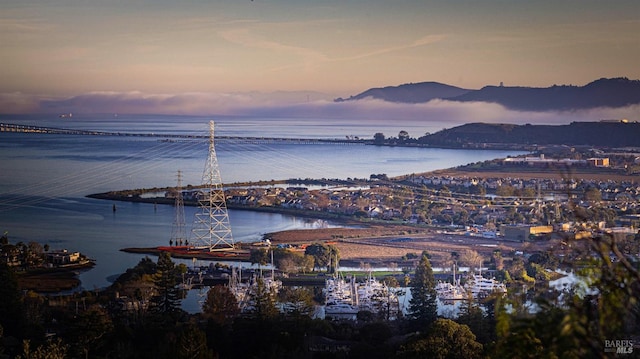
xmin=335 ymin=77 xmax=640 ymax=111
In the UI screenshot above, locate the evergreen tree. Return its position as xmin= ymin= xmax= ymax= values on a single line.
xmin=279 ymin=286 xmax=315 ymax=317
xmin=67 ymin=305 xmax=113 ymax=359
xmin=0 ymin=262 xmax=25 ymax=337
xmin=407 ymin=251 xmax=438 ymax=330
xmin=457 ymin=294 xmax=491 ymax=344
xmin=248 ymin=277 xmax=279 ymax=320
xmin=173 ymin=325 xmax=216 ymax=359
xmin=202 ymin=285 xmax=239 ymax=326
xmin=150 ymin=252 xmax=181 ymax=317
xmin=397 ymin=319 xmax=483 ymax=359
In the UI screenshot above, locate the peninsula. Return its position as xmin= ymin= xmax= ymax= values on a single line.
xmin=97 ymin=140 xmax=638 ymax=267
xmin=373 ymin=120 xmax=640 ymax=149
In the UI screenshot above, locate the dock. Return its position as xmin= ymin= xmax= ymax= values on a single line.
xmin=121 ymin=246 xmax=251 ymax=261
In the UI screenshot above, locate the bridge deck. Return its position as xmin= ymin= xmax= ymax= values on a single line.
xmin=0 ymin=123 xmax=369 ymax=145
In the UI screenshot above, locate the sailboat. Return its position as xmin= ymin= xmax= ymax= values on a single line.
xmin=356 ymin=271 xmax=400 ymax=319
xmin=324 ymin=255 xmax=358 ymax=318
xmin=464 ymin=272 xmax=507 ymax=298
xmin=228 ymin=246 xmax=282 ymax=313
xmin=324 ymin=275 xmax=358 ymax=317
xmin=435 ymin=263 xmax=466 ymax=301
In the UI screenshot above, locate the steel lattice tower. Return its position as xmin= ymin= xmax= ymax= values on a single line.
xmin=191 ymin=121 xmax=234 ymax=251
xmin=170 ymin=170 xmax=187 ymax=246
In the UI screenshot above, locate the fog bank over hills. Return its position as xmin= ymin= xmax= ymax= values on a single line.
xmin=0 ymin=78 xmax=637 ymax=130
xmin=337 ymin=77 xmax=640 ymax=112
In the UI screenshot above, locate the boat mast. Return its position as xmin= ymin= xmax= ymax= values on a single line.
xmin=453 ymin=261 xmax=456 ymax=285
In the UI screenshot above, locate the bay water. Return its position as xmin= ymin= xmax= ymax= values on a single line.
xmin=0 ymin=114 xmax=525 ymax=292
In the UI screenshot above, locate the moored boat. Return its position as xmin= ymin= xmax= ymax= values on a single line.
xmin=464 ymin=273 xmax=507 ymax=298
xmin=436 ymin=263 xmax=466 ymax=300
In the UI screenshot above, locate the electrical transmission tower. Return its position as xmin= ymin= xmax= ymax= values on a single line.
xmin=191 ymin=121 xmax=234 ymax=251
xmin=170 ymin=170 xmax=187 ymax=246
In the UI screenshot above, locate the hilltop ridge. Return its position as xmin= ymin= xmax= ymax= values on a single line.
xmin=337 ymin=77 xmax=640 ymax=111
xmin=417 ymin=121 xmax=640 ymax=148
xmin=335 ymin=81 xmax=470 ymax=103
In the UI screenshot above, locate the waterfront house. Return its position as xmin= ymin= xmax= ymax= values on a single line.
xmin=46 ymin=249 xmax=81 ymax=265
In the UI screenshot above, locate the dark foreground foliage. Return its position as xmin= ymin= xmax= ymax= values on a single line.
xmin=1 ymin=225 xmax=638 ymax=358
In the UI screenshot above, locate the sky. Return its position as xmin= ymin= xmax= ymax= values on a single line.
xmin=1 ymin=0 xmax=639 ymax=118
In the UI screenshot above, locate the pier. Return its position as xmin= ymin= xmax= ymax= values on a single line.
xmin=0 ymin=123 xmax=368 ymax=145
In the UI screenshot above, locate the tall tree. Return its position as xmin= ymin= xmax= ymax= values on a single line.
xmin=304 ymin=243 xmax=339 ymax=272
xmin=0 ymin=262 xmax=25 ymax=337
xmin=407 ymin=251 xmax=438 ymax=330
xmin=279 ymin=286 xmax=315 ymax=317
xmin=173 ymin=325 xmax=216 ymax=359
xmin=67 ymin=305 xmax=113 ymax=359
xmin=248 ymin=277 xmax=279 ymax=320
xmin=460 ymin=249 xmax=484 ymax=274
xmin=150 ymin=252 xmax=181 ymax=317
xmin=457 ymin=294 xmax=492 ymax=344
xmin=491 ymin=249 xmax=504 ymax=271
xmin=202 ymin=285 xmax=239 ymax=326
xmin=249 ymin=248 xmax=269 ymax=267
xmin=397 ymin=319 xmax=483 ymax=359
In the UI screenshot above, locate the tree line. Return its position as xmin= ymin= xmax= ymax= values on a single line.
xmin=1 ymin=224 xmax=639 ymax=358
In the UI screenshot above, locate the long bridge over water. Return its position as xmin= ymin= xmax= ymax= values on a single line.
xmin=0 ymin=123 xmax=370 ymax=145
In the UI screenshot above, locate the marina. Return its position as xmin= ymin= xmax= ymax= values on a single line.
xmin=464 ymin=273 xmax=508 ymax=298
xmin=435 ymin=264 xmax=466 ymax=301
xmin=323 ymin=269 xmax=402 ymax=320
xmin=2 ymin=0 xmax=636 ymax=354
xmin=435 ymin=264 xmax=507 ymax=302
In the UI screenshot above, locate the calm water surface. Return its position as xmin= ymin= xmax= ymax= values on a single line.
xmin=0 ymin=115 xmax=526 ymax=291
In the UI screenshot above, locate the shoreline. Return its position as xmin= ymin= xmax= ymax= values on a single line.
xmin=16 ymin=261 xmax=96 ymax=293
xmin=89 ymin=164 xmax=630 ymax=267
xmin=120 ymin=224 xmax=540 ymax=269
